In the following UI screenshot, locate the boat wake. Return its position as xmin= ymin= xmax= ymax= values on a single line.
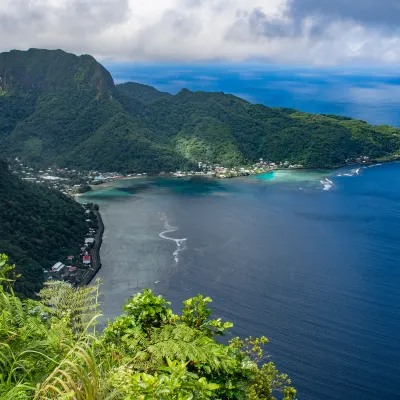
xmin=159 ymin=213 xmax=187 ymax=263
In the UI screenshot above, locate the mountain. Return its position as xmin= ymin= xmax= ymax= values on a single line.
xmin=118 ymin=82 xmax=172 ymax=103
xmin=0 ymin=159 xmax=86 ymax=297
xmin=0 ymin=49 xmax=192 ymax=172
xmin=1 ymin=48 xmax=399 ymax=171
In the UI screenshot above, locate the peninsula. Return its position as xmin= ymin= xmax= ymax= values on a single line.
xmin=1 ymin=48 xmax=399 ymax=175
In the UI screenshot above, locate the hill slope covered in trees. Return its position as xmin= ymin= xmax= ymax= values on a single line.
xmin=0 ymin=160 xmax=86 ymax=297
xmin=1 ymin=48 xmax=399 ymax=171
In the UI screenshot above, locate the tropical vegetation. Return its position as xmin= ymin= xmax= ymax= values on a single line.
xmin=1 ymin=48 xmax=399 ymax=172
xmin=0 ymin=159 xmax=86 ymax=297
xmin=0 ymin=254 xmax=296 ymax=399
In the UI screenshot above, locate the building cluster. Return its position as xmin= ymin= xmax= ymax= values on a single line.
xmin=345 ymin=156 xmax=370 ymax=164
xmin=89 ymin=171 xmax=124 ymax=184
xmin=9 ymin=158 xmax=92 ymax=195
xmin=172 ymin=159 xmax=304 ymax=179
xmin=44 ymin=203 xmax=97 ymax=285
xmin=8 ymin=158 xmax=127 ymax=195
xmin=9 ymin=155 xmax=309 ymax=188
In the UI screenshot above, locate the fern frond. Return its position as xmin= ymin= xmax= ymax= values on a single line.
xmin=147 ymin=325 xmax=236 ymax=374
xmin=39 ymin=279 xmax=102 ymax=335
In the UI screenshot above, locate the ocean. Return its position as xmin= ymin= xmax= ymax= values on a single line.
xmin=106 ymin=63 xmax=400 ymax=127
xmin=80 ymin=162 xmax=400 ymax=400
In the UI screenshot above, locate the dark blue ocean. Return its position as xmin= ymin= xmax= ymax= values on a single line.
xmin=107 ymin=63 xmax=400 ymax=127
xmin=81 ymin=163 xmax=400 ymax=400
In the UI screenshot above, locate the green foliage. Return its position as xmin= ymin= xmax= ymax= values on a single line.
xmin=110 ymin=359 xmax=220 ymax=400
xmin=38 ymin=279 xmax=102 ymax=335
xmin=1 ymin=48 xmax=399 ymax=173
xmin=0 ymin=254 xmax=20 ymax=294
xmin=247 ymin=363 xmax=297 ymax=400
xmin=0 ymin=258 xmax=297 ymax=399
xmin=123 ymin=289 xmax=175 ymax=331
xmin=0 ymin=160 xmax=87 ymax=297
xmin=118 ymin=82 xmax=172 ymax=103
xmin=181 ymin=294 xmax=233 ymax=337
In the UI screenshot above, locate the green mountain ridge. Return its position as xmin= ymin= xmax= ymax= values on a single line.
xmin=1 ymin=48 xmax=400 ymax=171
xmin=0 ymin=159 xmax=87 ymax=297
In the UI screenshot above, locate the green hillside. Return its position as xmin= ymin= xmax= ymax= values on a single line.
xmin=0 ymin=49 xmax=193 ymax=172
xmin=118 ymin=81 xmax=172 ymax=103
xmin=1 ymin=48 xmax=399 ymax=171
xmin=0 ymin=160 xmax=86 ymax=297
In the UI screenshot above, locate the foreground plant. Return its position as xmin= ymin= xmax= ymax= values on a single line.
xmin=0 ymin=254 xmax=297 ymax=399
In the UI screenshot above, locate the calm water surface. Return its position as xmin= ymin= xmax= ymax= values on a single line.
xmin=81 ymin=163 xmax=400 ymax=400
xmin=107 ymin=64 xmax=400 ymax=126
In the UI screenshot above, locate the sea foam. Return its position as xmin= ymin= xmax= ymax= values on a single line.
xmin=321 ymin=178 xmax=334 ymax=191
xmin=159 ymin=214 xmax=187 ymax=263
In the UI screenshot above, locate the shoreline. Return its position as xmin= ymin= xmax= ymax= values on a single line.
xmin=75 ymin=158 xmax=400 ymax=285
xmin=87 ymin=158 xmax=400 ymax=189
xmin=79 ymin=209 xmax=104 ymax=285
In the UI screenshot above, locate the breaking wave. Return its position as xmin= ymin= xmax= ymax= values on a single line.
xmin=337 ymin=167 xmax=362 ymax=177
xmin=321 ymin=178 xmax=334 ymax=191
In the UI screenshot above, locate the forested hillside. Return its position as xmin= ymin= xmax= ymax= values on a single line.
xmin=0 ymin=49 xmax=193 ymax=172
xmin=1 ymin=48 xmax=399 ymax=171
xmin=0 ymin=160 xmax=86 ymax=297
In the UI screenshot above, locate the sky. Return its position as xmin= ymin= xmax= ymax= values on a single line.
xmin=1 ymin=0 xmax=400 ymax=65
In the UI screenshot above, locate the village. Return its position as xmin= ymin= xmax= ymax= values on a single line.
xmin=172 ymin=159 xmax=305 ymax=178
xmin=44 ymin=202 xmax=104 ymax=286
xmin=8 ymin=154 xmax=379 ymax=191
xmin=7 ymin=157 xmax=124 ymax=194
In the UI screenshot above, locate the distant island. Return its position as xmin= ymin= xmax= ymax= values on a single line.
xmin=0 ymin=48 xmax=399 ymax=174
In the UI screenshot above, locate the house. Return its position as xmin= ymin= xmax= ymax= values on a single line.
xmin=85 ymin=238 xmax=95 ymax=245
xmin=51 ymin=262 xmax=65 ymax=273
xmin=49 ymin=262 xmax=66 ymax=278
xmin=82 ymin=255 xmax=91 ymax=264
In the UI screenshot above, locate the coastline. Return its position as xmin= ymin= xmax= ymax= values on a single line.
xmin=88 ymin=157 xmax=400 ymax=188
xmin=74 ymin=158 xmax=400 ymax=286
xmin=80 ymin=209 xmax=104 ymax=285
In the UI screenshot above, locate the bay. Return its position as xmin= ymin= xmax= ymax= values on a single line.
xmin=80 ymin=162 xmax=400 ymax=400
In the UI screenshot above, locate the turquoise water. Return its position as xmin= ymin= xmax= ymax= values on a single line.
xmin=80 ymin=163 xmax=400 ymax=400
xmin=256 ymin=169 xmax=332 ymax=183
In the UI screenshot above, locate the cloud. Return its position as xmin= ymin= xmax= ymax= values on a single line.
xmin=287 ymin=0 xmax=400 ymax=31
xmin=0 ymin=0 xmax=399 ymax=65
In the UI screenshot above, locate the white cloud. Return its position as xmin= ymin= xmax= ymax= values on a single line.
xmin=0 ymin=0 xmax=399 ymax=65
